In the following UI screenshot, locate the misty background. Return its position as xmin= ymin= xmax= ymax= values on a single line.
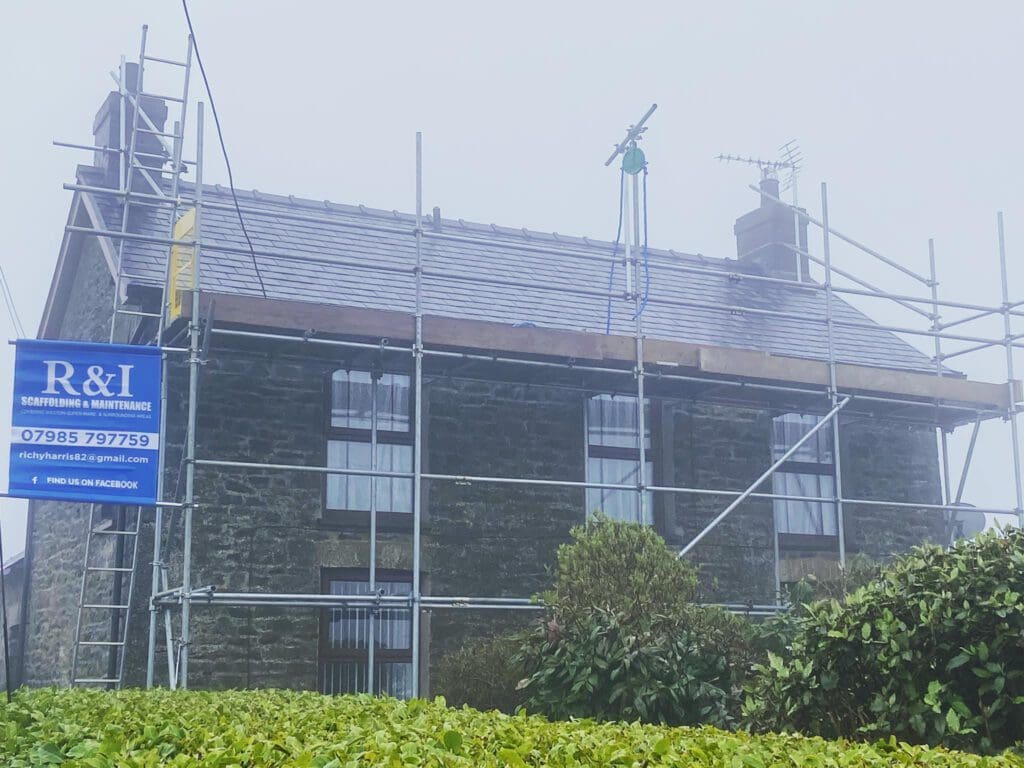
xmin=2 ymin=2 xmax=1022 ymax=562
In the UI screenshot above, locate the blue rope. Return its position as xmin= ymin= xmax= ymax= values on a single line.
xmin=604 ymin=167 xmax=626 ymax=334
xmin=633 ymin=166 xmax=651 ymax=319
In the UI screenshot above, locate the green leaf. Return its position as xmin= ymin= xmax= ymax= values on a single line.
xmin=946 ymin=653 xmax=970 ymax=671
xmin=946 ymin=708 xmax=961 ymax=733
xmin=442 ymin=730 xmax=463 ymax=751
xmin=499 ymin=747 xmax=527 ymax=766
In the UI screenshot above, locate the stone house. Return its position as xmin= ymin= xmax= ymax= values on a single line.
xmin=14 ymin=69 xmax=1013 ymax=696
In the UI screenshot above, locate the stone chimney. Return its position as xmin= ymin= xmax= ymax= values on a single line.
xmin=734 ymin=174 xmax=809 ymax=281
xmin=91 ymin=62 xmax=169 ymax=188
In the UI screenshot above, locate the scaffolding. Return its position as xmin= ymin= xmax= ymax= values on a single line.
xmin=52 ymin=29 xmax=1024 ymax=693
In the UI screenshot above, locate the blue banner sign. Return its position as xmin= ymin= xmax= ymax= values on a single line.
xmin=8 ymin=340 xmax=162 ymax=505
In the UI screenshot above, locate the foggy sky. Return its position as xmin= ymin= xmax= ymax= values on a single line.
xmin=2 ymin=1 xmax=1023 ymax=560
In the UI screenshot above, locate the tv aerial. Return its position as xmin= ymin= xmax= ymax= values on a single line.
xmin=603 ymin=104 xmax=658 ymax=301
xmin=717 ymin=140 xmax=802 ymax=205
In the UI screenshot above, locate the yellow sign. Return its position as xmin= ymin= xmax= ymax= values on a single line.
xmin=168 ymin=208 xmax=196 ymax=321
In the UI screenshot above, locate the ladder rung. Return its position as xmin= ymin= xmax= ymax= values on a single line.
xmin=87 ymin=566 xmax=134 ymax=573
xmin=135 ymin=127 xmax=178 ymax=139
xmin=82 ymin=603 xmax=130 ymax=610
xmin=143 ymin=54 xmax=188 ymax=67
xmin=74 ymin=677 xmax=121 ymax=684
xmin=133 ymin=150 xmax=170 ymax=162
xmin=124 ymin=186 xmax=169 ymax=200
xmin=140 ymin=91 xmax=185 ymax=104
xmin=117 ymin=309 xmax=162 ymax=319
xmin=130 ymin=158 xmax=171 ymax=170
xmin=92 ymin=529 xmax=139 ymax=536
xmin=78 ymin=640 xmax=125 ymax=647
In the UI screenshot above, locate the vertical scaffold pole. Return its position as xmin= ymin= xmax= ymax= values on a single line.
xmin=997 ymin=213 xmax=1024 ymax=529
xmin=820 ymin=183 xmax=846 ymax=568
xmin=179 ymin=102 xmax=205 ymax=689
xmin=928 ymin=241 xmax=953 ymax=540
xmin=411 ymin=132 xmax=424 ymax=697
xmin=367 ymin=377 xmax=378 ymax=695
xmin=631 ymin=164 xmax=646 ymax=524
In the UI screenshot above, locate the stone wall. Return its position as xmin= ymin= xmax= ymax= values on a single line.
xmin=21 ymin=234 xmax=118 ymax=686
xmin=54 ymin=236 xmax=117 ymax=344
xmin=840 ymin=415 xmax=945 ymax=555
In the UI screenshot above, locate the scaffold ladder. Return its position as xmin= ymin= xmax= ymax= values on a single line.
xmin=109 ymin=25 xmax=194 ymax=344
xmin=69 ymin=28 xmax=194 ymax=688
xmin=70 ymin=505 xmax=143 ymax=687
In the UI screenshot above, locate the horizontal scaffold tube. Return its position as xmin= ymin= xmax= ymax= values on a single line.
xmin=189 ymin=458 xmax=1018 ymax=515
xmin=153 ymin=589 xmax=788 ymax=615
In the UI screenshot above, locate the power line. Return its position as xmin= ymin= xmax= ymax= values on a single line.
xmin=180 ymin=0 xmax=268 ymax=298
xmin=0 ymin=265 xmax=26 ymax=338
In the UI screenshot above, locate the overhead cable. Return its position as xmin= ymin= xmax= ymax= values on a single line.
xmin=0 ymin=265 xmax=26 ymax=338
xmin=180 ymin=0 xmax=268 ymax=298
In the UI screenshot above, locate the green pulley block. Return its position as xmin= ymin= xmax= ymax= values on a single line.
xmin=622 ymin=145 xmax=646 ymax=175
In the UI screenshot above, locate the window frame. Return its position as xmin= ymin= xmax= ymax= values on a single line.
xmin=771 ymin=412 xmax=839 ymax=543
xmin=583 ymin=393 xmax=657 ymax=527
xmin=321 ymin=369 xmax=415 ymax=529
xmin=317 ymin=567 xmax=414 ymax=696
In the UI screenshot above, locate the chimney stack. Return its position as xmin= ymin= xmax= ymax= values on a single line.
xmin=733 ymin=173 xmax=809 ymax=281
xmin=92 ymin=62 xmax=169 ymax=188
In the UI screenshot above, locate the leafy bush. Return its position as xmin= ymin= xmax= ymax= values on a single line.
xmin=2 ymin=688 xmax=1021 ymax=767
xmin=517 ymin=517 xmax=750 ymax=726
xmin=750 ymin=553 xmax=882 ymax=657
xmin=744 ymin=529 xmax=1024 ymax=755
xmin=517 ymin=608 xmax=735 ymax=727
xmin=540 ymin=514 xmax=698 ymax=628
xmin=432 ymin=634 xmax=526 ymax=714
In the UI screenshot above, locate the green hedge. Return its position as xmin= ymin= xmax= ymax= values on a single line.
xmin=2 ymin=688 xmax=1022 ymax=767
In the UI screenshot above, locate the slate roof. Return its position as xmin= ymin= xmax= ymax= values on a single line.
xmin=83 ymin=170 xmax=941 ymax=374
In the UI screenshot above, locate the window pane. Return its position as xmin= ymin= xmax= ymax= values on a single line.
xmin=772 ymin=472 xmax=837 ymax=535
xmin=332 ymin=371 xmax=410 ymax=432
xmin=320 ymin=661 xmax=414 ymax=698
xmin=585 ymin=456 xmax=653 ymax=525
xmin=375 ymin=374 xmax=410 ymax=432
xmin=321 ymin=661 xmax=366 ymax=695
xmin=587 ymin=395 xmax=651 ymax=449
xmin=377 ymin=662 xmax=414 ymax=699
xmin=327 ymin=579 xmax=412 ymax=651
xmin=327 ymin=579 xmax=369 ymax=650
xmin=771 ymin=413 xmax=833 ymax=463
xmin=332 ymin=370 xmax=373 ymax=430
xmin=327 ymin=441 xmax=412 ymax=513
xmin=321 ymin=576 xmax=414 ymax=698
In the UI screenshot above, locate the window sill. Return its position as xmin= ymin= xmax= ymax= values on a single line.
xmin=777 ymin=532 xmax=840 ymax=552
xmin=319 ymin=510 xmax=414 ymax=532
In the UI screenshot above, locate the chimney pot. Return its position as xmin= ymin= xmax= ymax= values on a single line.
xmin=759 ymin=175 xmax=780 ymax=208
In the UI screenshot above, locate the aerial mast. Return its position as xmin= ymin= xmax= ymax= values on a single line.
xmin=605 ymin=104 xmax=657 ymax=300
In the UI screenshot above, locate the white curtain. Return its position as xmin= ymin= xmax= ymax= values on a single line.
xmin=772 ymin=472 xmax=837 ymax=535
xmin=586 ymin=457 xmax=654 ymax=525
